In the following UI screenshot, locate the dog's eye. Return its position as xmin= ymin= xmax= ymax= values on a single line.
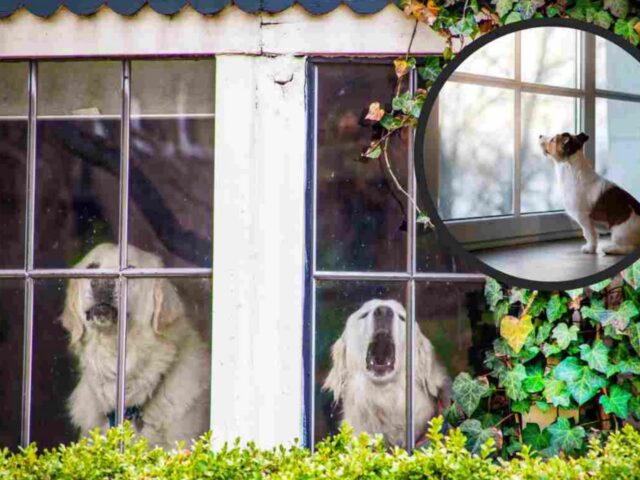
xmin=358 ymin=311 xmax=368 ymax=320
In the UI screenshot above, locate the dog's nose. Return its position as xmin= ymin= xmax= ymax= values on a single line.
xmin=90 ymin=278 xmax=116 ymax=302
xmin=539 ymin=135 xmax=543 ymax=139
xmin=373 ymin=305 xmax=394 ymax=331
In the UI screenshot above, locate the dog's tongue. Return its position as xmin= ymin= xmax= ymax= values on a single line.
xmin=366 ymin=332 xmax=395 ymax=374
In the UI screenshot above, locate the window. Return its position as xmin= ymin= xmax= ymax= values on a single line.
xmin=427 ymin=27 xmax=632 ymax=249
xmin=305 ymin=59 xmax=488 ymax=450
xmin=0 ymin=59 xmax=214 ymax=449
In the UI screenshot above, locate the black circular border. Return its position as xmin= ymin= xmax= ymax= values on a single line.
xmin=414 ymin=17 xmax=640 ymax=291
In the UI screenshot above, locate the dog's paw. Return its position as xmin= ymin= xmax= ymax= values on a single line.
xmin=581 ymin=243 xmax=596 ymax=254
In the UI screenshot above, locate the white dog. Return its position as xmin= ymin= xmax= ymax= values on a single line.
xmin=62 ymin=243 xmax=210 ymax=449
xmin=539 ymin=132 xmax=640 ymax=255
xmin=322 ymin=299 xmax=451 ymax=447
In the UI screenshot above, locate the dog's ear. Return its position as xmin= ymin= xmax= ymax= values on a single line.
xmin=323 ymin=334 xmax=347 ymax=403
xmin=152 ymin=279 xmax=186 ymax=334
xmin=61 ymin=279 xmax=85 ymax=345
xmin=577 ymin=132 xmax=589 ymax=146
xmin=416 ymin=331 xmax=451 ymax=407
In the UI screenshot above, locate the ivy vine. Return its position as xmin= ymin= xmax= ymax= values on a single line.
xmin=359 ymin=0 xmax=640 ymax=458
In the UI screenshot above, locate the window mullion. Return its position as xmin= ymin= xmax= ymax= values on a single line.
xmin=514 ymin=32 xmax=522 ymax=217
xmin=583 ymin=32 xmax=596 ymax=166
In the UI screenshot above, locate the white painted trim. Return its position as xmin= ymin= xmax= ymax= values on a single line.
xmin=211 ymin=55 xmax=306 ymax=448
xmin=0 ymin=5 xmax=445 ymax=58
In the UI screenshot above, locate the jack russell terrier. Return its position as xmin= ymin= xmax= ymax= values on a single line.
xmin=539 ymin=132 xmax=640 ymax=256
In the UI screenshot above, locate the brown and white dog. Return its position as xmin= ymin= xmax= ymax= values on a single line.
xmin=322 ymin=299 xmax=451 ymax=447
xmin=539 ymin=132 xmax=640 ymax=255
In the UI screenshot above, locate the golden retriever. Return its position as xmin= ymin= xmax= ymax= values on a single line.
xmin=323 ymin=299 xmax=451 ymax=447
xmin=62 ymin=243 xmax=210 ymax=449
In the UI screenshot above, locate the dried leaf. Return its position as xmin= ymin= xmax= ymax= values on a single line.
xmin=365 ymin=102 xmax=385 ymax=122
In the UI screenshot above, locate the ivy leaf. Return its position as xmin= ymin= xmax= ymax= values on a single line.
xmin=522 ymin=423 xmax=551 ymax=451
xmin=391 ymin=91 xmax=412 ymax=112
xmin=543 ymin=378 xmax=571 ymax=408
xmin=364 ymin=144 xmax=382 ymax=159
xmin=523 ymin=365 xmax=545 ymax=393
xmin=493 ymin=0 xmax=514 ymax=17
xmin=418 ymin=57 xmax=442 ymax=82
xmin=579 ymin=340 xmax=611 ymax=375
xmin=627 ymin=322 xmax=640 ymax=356
xmin=548 ymin=417 xmax=585 ymax=455
xmin=604 ymin=0 xmax=629 ymax=19
xmin=542 ymin=343 xmax=561 ymax=357
xmin=590 ymin=279 xmax=612 ymax=293
xmin=615 ymin=357 xmax=640 ymax=375
xmin=622 ymin=261 xmax=640 ymax=288
xmin=452 ymin=372 xmax=490 ymax=417
xmin=393 ymin=57 xmax=416 ymax=78
xmin=599 ymin=385 xmax=632 ymax=419
xmin=511 ymin=398 xmax=531 ymax=414
xmin=500 ymin=364 xmax=528 ymax=401
xmin=593 ymin=9 xmax=614 ymax=28
xmin=485 ymin=278 xmax=504 ymax=311
xmin=581 ymin=298 xmax=606 ymax=323
xmin=554 ymin=357 xmax=607 ymax=405
xmin=459 ymin=419 xmax=500 ymax=454
xmin=536 ymin=400 xmax=552 ymax=412
xmin=364 ymin=102 xmax=385 ymax=122
xmin=518 ymin=345 xmax=540 ymax=363
xmin=629 ymin=396 xmax=640 ymax=420
xmin=500 ymin=315 xmax=534 ymax=354
xmin=537 ymin=322 xmax=553 ymax=343
xmin=551 ymin=323 xmax=579 ymax=350
xmin=504 ymin=10 xmax=522 ymax=23
xmin=547 ymin=294 xmax=568 ymax=322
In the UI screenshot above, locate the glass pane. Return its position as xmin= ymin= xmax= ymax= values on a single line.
xmin=596 ymin=98 xmax=640 ymax=199
xmin=521 ymin=27 xmax=578 ymax=88
xmin=314 ymin=280 xmax=407 ymax=447
xmin=521 ymin=93 xmax=578 ymax=213
xmin=31 ymin=279 xmax=102 ymax=448
xmin=38 ymin=61 xmax=121 ymax=116
xmin=437 ymin=82 xmax=514 ymax=219
xmin=315 ymin=63 xmax=408 ymax=272
xmin=596 ymin=36 xmax=640 ymax=95
xmin=0 ymin=62 xmax=28 ymax=269
xmin=0 ymin=280 xmax=24 ymax=450
xmin=456 ymin=34 xmax=515 ymax=79
xmin=129 ymin=60 xmax=214 ymax=268
xmin=414 ymin=281 xmax=491 ymax=445
xmin=127 ymin=276 xmax=211 ymax=449
xmin=131 ymin=60 xmax=215 ymax=115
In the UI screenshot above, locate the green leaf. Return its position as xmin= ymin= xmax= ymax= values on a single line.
xmin=604 ymin=0 xmax=629 ymax=19
xmin=547 ymin=294 xmax=568 ymax=322
xmin=485 ymin=278 xmax=504 ymax=311
xmin=566 ymin=288 xmax=583 ymax=300
xmin=522 ymin=423 xmax=551 ymax=451
xmin=542 ymin=343 xmax=561 ymax=357
xmin=581 ymin=298 xmax=606 ymax=323
xmin=616 ymin=357 xmax=640 ymax=375
xmin=548 ymin=417 xmax=585 ymax=455
xmin=452 ymin=372 xmax=490 ymax=417
xmin=500 ymin=364 xmax=528 ymax=401
xmin=504 ymin=10 xmax=522 ymax=23
xmin=622 ymin=260 xmax=640 ymax=288
xmin=536 ymin=400 xmax=552 ymax=412
xmin=543 ymin=378 xmax=571 ymax=408
xmin=511 ymin=399 xmax=531 ymax=414
xmin=537 ymin=322 xmax=553 ymax=343
xmin=523 ymin=365 xmax=545 ymax=393
xmin=579 ymin=340 xmax=611 ymax=375
xmin=391 ymin=91 xmax=412 ymax=112
xmin=599 ymin=385 xmax=632 ymax=419
xmin=590 ymin=279 xmax=612 ymax=293
xmin=418 ymin=57 xmax=442 ymax=82
xmin=554 ymin=357 xmax=607 ymax=406
xmin=494 ymin=0 xmax=515 ymax=17
xmin=551 ymin=323 xmax=579 ymax=350
xmin=364 ymin=145 xmax=382 ymax=159
xmin=459 ymin=419 xmax=498 ymax=454
xmin=627 ymin=322 xmax=640 ymax=355
xmin=593 ymin=9 xmax=614 ymax=28
xmin=629 ymin=396 xmax=640 ymax=420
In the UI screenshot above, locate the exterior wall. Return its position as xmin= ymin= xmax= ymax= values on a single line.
xmin=0 ymin=4 xmax=444 ymax=448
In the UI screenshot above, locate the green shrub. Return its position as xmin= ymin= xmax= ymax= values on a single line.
xmin=2 ymin=418 xmax=640 ymax=479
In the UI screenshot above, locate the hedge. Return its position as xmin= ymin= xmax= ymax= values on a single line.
xmin=2 ymin=418 xmax=640 ymax=479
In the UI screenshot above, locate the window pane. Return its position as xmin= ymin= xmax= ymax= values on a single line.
xmin=457 ymin=34 xmax=515 ymax=79
xmin=521 ymin=93 xmax=578 ymax=213
xmin=129 ymin=60 xmax=214 ymax=268
xmin=35 ymin=61 xmax=121 ymax=268
xmin=31 ymin=279 xmax=96 ymax=448
xmin=314 ymin=280 xmax=406 ymax=446
xmin=596 ymin=98 xmax=640 ymax=199
xmin=521 ymin=27 xmax=578 ymax=88
xmin=127 ymin=276 xmax=211 ymax=449
xmin=315 ymin=63 xmax=408 ymax=272
xmin=0 ymin=280 xmax=24 ymax=450
xmin=0 ymin=62 xmax=28 ymax=269
xmin=596 ymin=36 xmax=640 ymax=95
xmin=437 ymin=82 xmax=514 ymax=219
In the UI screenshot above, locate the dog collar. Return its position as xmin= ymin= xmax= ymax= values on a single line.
xmin=106 ymin=405 xmax=143 ymax=428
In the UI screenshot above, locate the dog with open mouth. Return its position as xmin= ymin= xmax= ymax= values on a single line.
xmin=322 ymin=299 xmax=451 ymax=447
xmin=539 ymin=132 xmax=640 ymax=255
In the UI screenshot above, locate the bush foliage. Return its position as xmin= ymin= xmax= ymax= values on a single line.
xmin=2 ymin=419 xmax=640 ymax=479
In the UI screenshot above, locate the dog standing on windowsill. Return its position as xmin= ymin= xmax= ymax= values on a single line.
xmin=539 ymin=132 xmax=640 ymax=255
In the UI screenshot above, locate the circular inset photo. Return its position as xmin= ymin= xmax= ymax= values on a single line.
xmin=415 ymin=19 xmax=640 ymax=289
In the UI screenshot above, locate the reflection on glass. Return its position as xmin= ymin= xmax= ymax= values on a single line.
xmin=0 ymin=280 xmax=24 ymax=450
xmin=126 ymin=274 xmax=211 ymax=449
xmin=315 ymin=63 xmax=408 ymax=272
xmin=596 ymin=36 xmax=640 ymax=95
xmin=438 ymin=82 xmax=514 ymax=219
xmin=521 ymin=93 xmax=578 ymax=213
xmin=521 ymin=28 xmax=578 ymax=88
xmin=596 ymin=98 xmax=640 ymax=199
xmin=457 ymin=34 xmax=515 ymax=79
xmin=314 ymin=281 xmax=407 ymax=446
xmin=35 ymin=119 xmax=121 ymax=267
xmin=31 ymin=279 xmax=90 ymax=448
xmin=129 ymin=60 xmax=214 ymax=268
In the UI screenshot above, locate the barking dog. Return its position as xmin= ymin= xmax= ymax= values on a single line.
xmin=322 ymin=299 xmax=451 ymax=447
xmin=539 ymin=132 xmax=640 ymax=255
xmin=62 ymin=243 xmax=210 ymax=449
